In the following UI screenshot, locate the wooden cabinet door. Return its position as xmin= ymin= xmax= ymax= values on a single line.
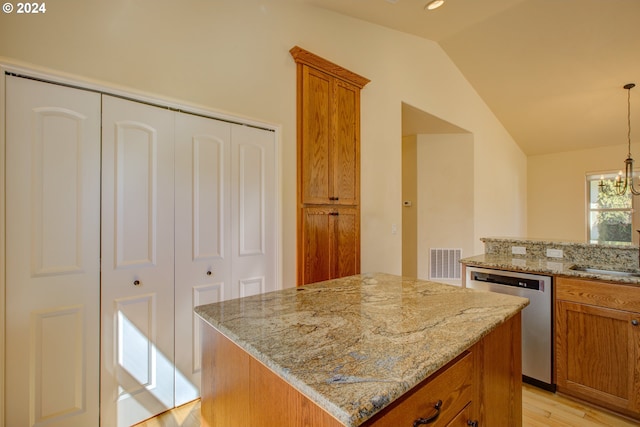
xmin=332 ymin=78 xmax=360 ymax=205
xmin=334 ymin=207 xmax=360 ymax=278
xmin=302 ymin=207 xmax=334 ymax=284
xmin=556 ymin=300 xmax=640 ymax=413
xmin=301 ymin=207 xmax=360 ymax=284
xmin=301 ymin=66 xmax=331 ymax=204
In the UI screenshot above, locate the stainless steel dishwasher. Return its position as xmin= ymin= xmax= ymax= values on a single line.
xmin=465 ymin=266 xmax=555 ymax=391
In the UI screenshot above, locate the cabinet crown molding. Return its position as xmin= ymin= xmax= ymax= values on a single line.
xmin=289 ymin=45 xmax=370 ymax=88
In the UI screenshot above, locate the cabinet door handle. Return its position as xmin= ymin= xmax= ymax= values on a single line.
xmin=632 ymin=319 xmax=639 ymax=326
xmin=412 ymin=400 xmax=442 ymax=426
xmin=329 ymin=196 xmax=339 ymax=201
xmin=329 ymin=212 xmax=339 ymax=216
xmin=206 ymin=270 xmax=212 ymax=276
xmin=467 ymin=421 xmax=479 ymax=427
xmin=133 ymin=280 xmax=141 ymax=286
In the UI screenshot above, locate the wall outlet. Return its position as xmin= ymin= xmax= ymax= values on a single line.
xmin=511 ymin=246 xmax=526 ymax=255
xmin=546 ymin=248 xmax=563 ymax=258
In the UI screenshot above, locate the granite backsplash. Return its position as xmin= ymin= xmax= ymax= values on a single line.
xmin=482 ymin=237 xmax=639 ymax=270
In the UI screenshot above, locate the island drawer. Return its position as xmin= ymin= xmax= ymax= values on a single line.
xmin=363 ymin=351 xmax=473 ymax=427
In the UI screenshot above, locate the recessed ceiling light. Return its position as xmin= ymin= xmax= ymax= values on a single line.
xmin=425 ymin=0 xmax=445 ymax=10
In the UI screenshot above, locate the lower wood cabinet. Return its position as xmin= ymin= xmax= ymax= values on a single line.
xmin=555 ymin=276 xmax=640 ymax=420
xmin=300 ymin=206 xmax=360 ymax=285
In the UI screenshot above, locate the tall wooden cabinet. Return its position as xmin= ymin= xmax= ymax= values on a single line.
xmin=290 ymin=46 xmax=370 ymax=285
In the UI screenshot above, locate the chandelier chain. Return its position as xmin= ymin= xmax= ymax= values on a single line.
xmin=629 ymin=85 xmax=633 ymax=157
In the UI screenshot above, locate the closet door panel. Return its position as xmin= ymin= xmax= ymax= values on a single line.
xmin=231 ymin=124 xmax=277 ymax=299
xmin=5 ymin=76 xmax=101 ymax=427
xmin=115 ymin=121 xmax=158 ymax=266
xmin=174 ymin=113 xmax=231 ymax=406
xmin=101 ymin=95 xmax=175 ymax=427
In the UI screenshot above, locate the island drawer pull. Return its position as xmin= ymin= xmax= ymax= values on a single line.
xmin=412 ymin=400 xmax=442 ymax=426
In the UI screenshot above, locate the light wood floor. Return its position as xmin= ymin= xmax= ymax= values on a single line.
xmin=134 ymin=384 xmax=639 ymax=427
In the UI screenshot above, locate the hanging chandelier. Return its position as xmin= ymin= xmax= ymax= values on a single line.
xmin=600 ymin=83 xmax=638 ymax=195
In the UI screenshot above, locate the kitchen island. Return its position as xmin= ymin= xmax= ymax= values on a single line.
xmin=195 ymin=273 xmax=529 ymax=426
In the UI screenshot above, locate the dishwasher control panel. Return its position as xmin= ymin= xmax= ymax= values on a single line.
xmin=470 ymin=271 xmax=543 ymax=291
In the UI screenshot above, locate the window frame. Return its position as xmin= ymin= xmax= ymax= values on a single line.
xmin=586 ymin=172 xmax=640 ymax=245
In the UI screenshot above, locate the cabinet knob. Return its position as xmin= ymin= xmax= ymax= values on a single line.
xmin=412 ymin=400 xmax=442 ymax=426
xmin=133 ymin=280 xmax=141 ymax=286
xmin=632 ymin=319 xmax=639 ymax=326
xmin=206 ymin=270 xmax=212 ymax=276
xmin=467 ymin=421 xmax=479 ymax=427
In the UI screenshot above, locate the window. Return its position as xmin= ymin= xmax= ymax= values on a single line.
xmin=587 ymin=173 xmax=639 ymax=244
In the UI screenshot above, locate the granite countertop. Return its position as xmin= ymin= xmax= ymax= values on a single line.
xmin=195 ymin=272 xmax=528 ymax=426
xmin=461 ymin=253 xmax=640 ymax=286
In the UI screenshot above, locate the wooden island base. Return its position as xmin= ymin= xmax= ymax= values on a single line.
xmin=200 ymin=313 xmax=522 ymax=427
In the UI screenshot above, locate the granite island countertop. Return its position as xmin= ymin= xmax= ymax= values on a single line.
xmin=195 ymin=272 xmax=528 ymax=426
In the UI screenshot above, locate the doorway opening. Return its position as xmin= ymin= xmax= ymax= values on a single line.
xmin=401 ymin=102 xmax=474 ymax=284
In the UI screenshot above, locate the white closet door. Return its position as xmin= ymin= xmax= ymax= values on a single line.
xmin=5 ymin=76 xmax=101 ymax=427
xmin=101 ymin=95 xmax=175 ymax=427
xmin=230 ymin=124 xmax=277 ymax=298
xmin=174 ymin=113 xmax=231 ymax=405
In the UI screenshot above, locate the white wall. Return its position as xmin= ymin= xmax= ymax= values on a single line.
xmin=417 ymin=134 xmax=475 ymax=282
xmin=0 ymin=0 xmax=527 ymax=286
xmin=528 ymin=143 xmax=640 ymax=241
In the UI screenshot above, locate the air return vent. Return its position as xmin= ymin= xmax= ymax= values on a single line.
xmin=429 ymin=248 xmax=462 ymax=280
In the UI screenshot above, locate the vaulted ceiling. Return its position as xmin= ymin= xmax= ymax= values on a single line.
xmin=299 ymin=0 xmax=640 ymax=156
